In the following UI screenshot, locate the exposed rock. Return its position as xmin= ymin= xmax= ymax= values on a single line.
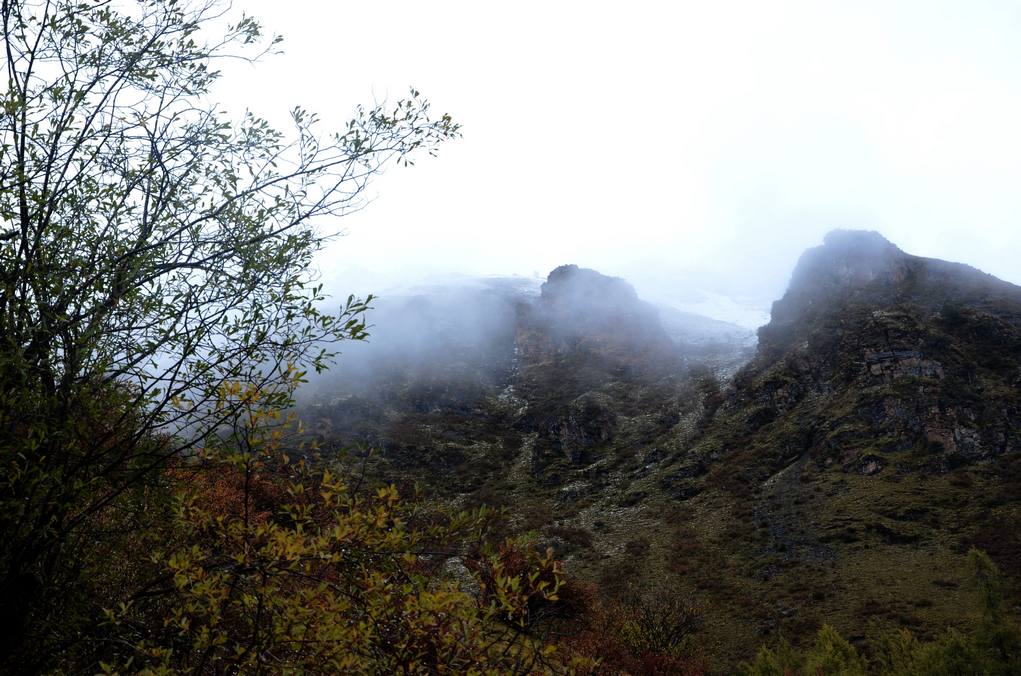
xmin=863 ymin=348 xmax=944 ymax=381
xmin=717 ymin=229 xmax=1021 ymax=475
xmin=851 ymin=453 xmax=885 ymax=475
xmin=517 ymin=264 xmax=676 ymax=375
xmin=443 ymin=557 xmax=481 ymax=597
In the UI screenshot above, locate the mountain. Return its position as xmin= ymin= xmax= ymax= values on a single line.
xmin=640 ymin=230 xmax=1021 ymax=664
xmin=297 ymin=233 xmax=1021 ymax=669
xmin=723 ymin=229 xmax=1021 ymax=476
xmin=299 ymin=267 xmax=750 ymax=489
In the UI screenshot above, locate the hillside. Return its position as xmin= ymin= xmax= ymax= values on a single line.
xmin=298 ymin=267 xmax=751 ymax=492
xmin=297 ymin=231 xmax=1021 ymax=669
xmin=625 ymin=230 xmax=1021 ymax=664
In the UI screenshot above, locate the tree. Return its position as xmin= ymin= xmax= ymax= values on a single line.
xmin=0 ymin=0 xmax=458 ymax=663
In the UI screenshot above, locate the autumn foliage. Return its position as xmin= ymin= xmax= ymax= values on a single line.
xmin=87 ymin=381 xmax=594 ymax=674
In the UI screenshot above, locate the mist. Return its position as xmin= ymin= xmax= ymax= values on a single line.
xmin=296 ymin=279 xmax=530 ymax=405
xmin=210 ymin=0 xmax=1021 ymax=336
xmin=296 ymin=263 xmax=756 ymax=418
xmin=208 ymin=0 xmax=1021 ymax=419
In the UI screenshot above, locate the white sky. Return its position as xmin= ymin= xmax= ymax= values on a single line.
xmin=214 ymin=0 xmax=1021 ymax=327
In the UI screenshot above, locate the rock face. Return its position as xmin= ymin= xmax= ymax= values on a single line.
xmin=530 ymin=264 xmax=675 ymax=359
xmin=729 ymin=229 xmax=1021 ymax=474
xmin=664 ymin=230 xmax=1021 ymax=665
xmin=764 ymin=230 xmax=909 ymax=343
xmin=513 ymin=266 xmax=689 ymax=479
xmin=299 ymin=266 xmax=748 ymax=487
xmin=515 ymin=265 xmax=676 ymax=372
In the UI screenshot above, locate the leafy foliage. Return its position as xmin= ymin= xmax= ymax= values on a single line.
xmin=94 ymin=380 xmax=587 ymax=674
xmin=0 ymin=0 xmax=459 ymax=667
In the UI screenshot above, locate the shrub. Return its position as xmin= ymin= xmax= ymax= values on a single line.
xmin=742 ymin=548 xmax=1021 ymax=675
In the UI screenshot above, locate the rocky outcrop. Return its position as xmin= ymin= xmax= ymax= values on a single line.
xmin=300 ymin=266 xmax=745 ymax=486
xmin=646 ymin=231 xmax=1021 ymax=662
xmin=516 ymin=265 xmax=676 ymax=376
xmin=515 ymin=266 xmax=687 ymax=477
xmin=712 ymin=230 xmax=1021 ymax=474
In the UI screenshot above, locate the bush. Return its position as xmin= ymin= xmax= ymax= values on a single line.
xmin=742 ymin=548 xmax=1021 ymax=675
xmin=561 ymin=584 xmax=709 ymax=675
xmin=91 ymin=384 xmax=593 ymax=674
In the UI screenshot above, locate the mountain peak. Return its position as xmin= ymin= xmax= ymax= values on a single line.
xmin=541 ymin=264 xmax=640 ymax=309
xmin=762 ymin=230 xmax=911 ymax=343
xmin=789 ymin=229 xmax=906 ymax=292
xmin=821 ymin=228 xmax=900 ymax=252
xmin=516 ymin=264 xmax=676 ymax=375
xmin=761 ymin=228 xmax=1021 ymax=356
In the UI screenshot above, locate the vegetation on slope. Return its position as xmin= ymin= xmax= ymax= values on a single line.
xmin=299 ymin=233 xmax=1021 ymax=671
xmin=1 ymin=0 xmax=1018 ymax=671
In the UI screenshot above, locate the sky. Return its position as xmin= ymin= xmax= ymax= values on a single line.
xmin=214 ymin=0 xmax=1021 ymax=327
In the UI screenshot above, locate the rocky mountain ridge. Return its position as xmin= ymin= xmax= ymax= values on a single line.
xmin=300 ymin=265 xmax=750 ymax=483
xmin=643 ymin=230 xmax=1021 ymax=664
xmin=735 ymin=229 xmax=1021 ymax=476
xmin=298 ymin=231 xmax=1021 ymax=669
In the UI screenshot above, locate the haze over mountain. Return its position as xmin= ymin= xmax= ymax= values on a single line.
xmin=300 ymin=269 xmax=754 ymax=405
xmin=226 ymin=2 xmax=1021 ymax=326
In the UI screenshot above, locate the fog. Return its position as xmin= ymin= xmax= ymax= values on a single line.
xmin=296 ymin=265 xmax=756 ymax=406
xmin=214 ymin=0 xmax=1021 ymax=331
xmin=296 ymin=279 xmax=528 ymax=403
